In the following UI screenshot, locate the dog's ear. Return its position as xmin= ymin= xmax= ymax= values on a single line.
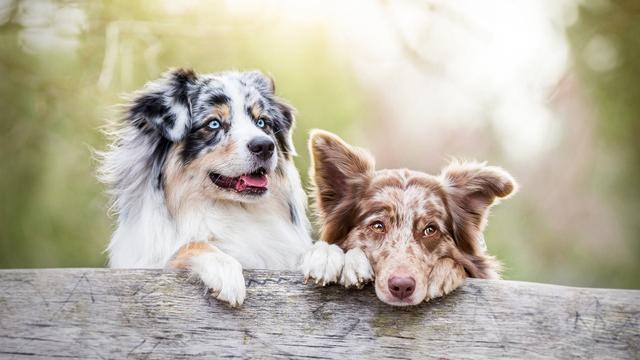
xmin=451 ymin=250 xmax=502 ymax=280
xmin=440 ymin=160 xmax=517 ymax=261
xmin=309 ymin=130 xmax=374 ymax=243
xmin=272 ymin=99 xmax=296 ymax=158
xmin=128 ymin=68 xmax=198 ymax=142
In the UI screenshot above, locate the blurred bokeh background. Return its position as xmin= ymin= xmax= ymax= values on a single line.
xmin=0 ymin=0 xmax=638 ymax=288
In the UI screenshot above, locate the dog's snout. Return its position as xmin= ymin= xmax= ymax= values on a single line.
xmin=247 ymin=137 xmax=275 ymax=161
xmin=388 ymin=275 xmax=416 ymax=299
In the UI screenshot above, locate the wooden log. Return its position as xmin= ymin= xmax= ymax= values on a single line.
xmin=0 ymin=269 xmax=638 ymax=359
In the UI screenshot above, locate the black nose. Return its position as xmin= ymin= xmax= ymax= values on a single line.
xmin=247 ymin=137 xmax=275 ymax=161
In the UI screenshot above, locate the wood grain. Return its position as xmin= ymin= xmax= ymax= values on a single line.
xmin=0 ymin=269 xmax=638 ymax=359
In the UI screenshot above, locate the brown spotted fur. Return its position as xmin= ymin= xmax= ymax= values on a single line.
xmin=309 ymin=129 xmax=517 ymax=304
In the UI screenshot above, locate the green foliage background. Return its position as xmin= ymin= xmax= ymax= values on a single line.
xmin=0 ymin=0 xmax=364 ymax=268
xmin=0 ymin=0 xmax=638 ymax=289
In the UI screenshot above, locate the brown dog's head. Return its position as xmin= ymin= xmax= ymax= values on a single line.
xmin=309 ymin=130 xmax=517 ymax=306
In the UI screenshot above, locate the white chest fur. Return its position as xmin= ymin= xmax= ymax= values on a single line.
xmin=179 ymin=199 xmax=312 ymax=270
xmin=107 ymin=178 xmax=313 ymax=270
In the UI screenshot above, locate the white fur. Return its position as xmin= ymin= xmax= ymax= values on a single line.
xmin=340 ymin=248 xmax=374 ymax=288
xmin=101 ymin=127 xmax=181 ymax=268
xmin=106 ymin=155 xmax=311 ymax=305
xmin=164 ymin=103 xmax=191 ymax=141
xmin=189 ymin=250 xmax=246 ymax=307
xmin=107 ymin=159 xmax=312 ymax=270
xmin=101 ymin=71 xmax=314 ymax=306
xmin=300 ymin=240 xmax=345 ymax=286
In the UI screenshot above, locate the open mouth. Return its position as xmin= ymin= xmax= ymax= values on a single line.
xmin=209 ymin=167 xmax=269 ymax=195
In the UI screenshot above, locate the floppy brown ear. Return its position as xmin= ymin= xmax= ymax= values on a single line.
xmin=440 ymin=160 xmax=516 ymax=276
xmin=452 ymin=250 xmax=502 ymax=280
xmin=309 ymin=129 xmax=374 ymax=243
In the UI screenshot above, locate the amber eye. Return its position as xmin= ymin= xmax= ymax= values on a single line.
xmin=423 ymin=224 xmax=438 ymax=237
xmin=370 ymin=221 xmax=386 ymax=233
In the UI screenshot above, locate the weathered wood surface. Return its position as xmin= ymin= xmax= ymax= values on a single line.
xmin=0 ymin=269 xmax=638 ymax=359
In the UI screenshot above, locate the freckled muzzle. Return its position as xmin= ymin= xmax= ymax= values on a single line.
xmin=374 ymin=264 xmax=427 ymax=306
xmin=368 ymin=240 xmax=435 ymax=306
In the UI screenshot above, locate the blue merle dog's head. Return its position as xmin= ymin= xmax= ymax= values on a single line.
xmin=127 ymin=68 xmax=296 ymax=205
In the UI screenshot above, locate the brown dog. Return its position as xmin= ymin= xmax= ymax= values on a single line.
xmin=300 ymin=130 xmax=517 ymax=306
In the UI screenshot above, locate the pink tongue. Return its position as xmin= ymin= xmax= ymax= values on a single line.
xmin=235 ymin=175 xmax=268 ymax=192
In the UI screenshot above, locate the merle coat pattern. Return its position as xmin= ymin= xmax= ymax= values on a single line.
xmin=99 ymin=69 xmax=312 ymax=306
xmin=301 ymin=130 xmax=516 ymax=306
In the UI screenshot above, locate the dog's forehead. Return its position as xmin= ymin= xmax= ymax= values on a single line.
xmin=364 ymin=169 xmax=447 ymax=218
xmin=195 ymin=73 xmax=266 ymax=114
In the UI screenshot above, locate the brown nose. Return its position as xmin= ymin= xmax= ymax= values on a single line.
xmin=388 ymin=276 xmax=416 ymax=299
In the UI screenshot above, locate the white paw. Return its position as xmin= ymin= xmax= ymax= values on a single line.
xmin=300 ymin=241 xmax=345 ymax=286
xmin=340 ymin=248 xmax=374 ymax=288
xmin=190 ymin=251 xmax=246 ymax=307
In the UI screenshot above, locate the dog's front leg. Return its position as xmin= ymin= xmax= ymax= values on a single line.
xmin=340 ymin=248 xmax=374 ymax=289
xmin=300 ymin=240 xmax=345 ymax=286
xmin=170 ymin=242 xmax=246 ymax=307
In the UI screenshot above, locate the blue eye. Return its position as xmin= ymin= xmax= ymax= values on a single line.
xmin=256 ymin=118 xmax=266 ymax=128
xmin=208 ymin=119 xmax=221 ymax=130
